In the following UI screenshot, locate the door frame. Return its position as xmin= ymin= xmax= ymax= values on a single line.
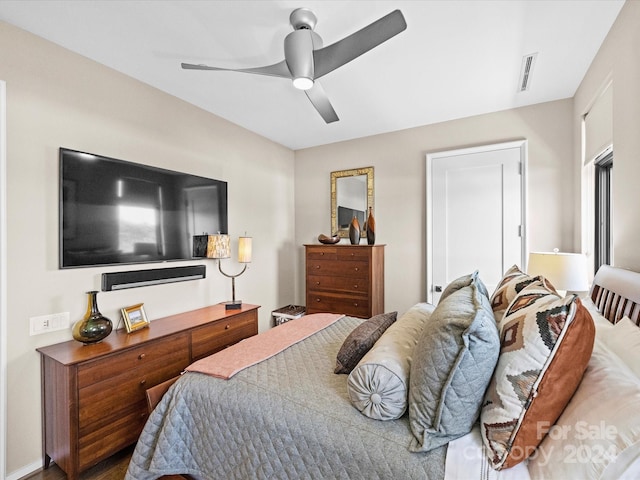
xmin=0 ymin=79 xmax=7 ymax=479
xmin=425 ymin=140 xmax=528 ymax=303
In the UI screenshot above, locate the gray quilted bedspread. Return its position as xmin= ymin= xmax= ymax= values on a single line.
xmin=125 ymin=316 xmax=446 ymax=480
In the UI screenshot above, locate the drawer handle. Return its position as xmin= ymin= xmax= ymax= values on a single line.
xmin=354 ymin=284 xmax=358 ymax=289
xmin=138 ymin=353 xmax=146 ymax=360
xmin=351 ymin=253 xmax=355 ymax=256
xmin=139 ymin=379 xmax=147 ymax=386
xmin=315 ymin=265 xmax=320 ymax=269
xmin=316 ymin=298 xmax=321 ymax=302
xmin=354 ymin=267 xmax=359 ymax=271
xmin=353 ymin=303 xmax=359 ymax=307
xmin=315 ymin=281 xmax=320 ymax=285
xmin=320 ymin=252 xmax=325 ymax=256
xmin=225 ymin=324 xmax=230 ymax=330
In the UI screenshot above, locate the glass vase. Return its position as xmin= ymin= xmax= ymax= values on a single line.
xmin=72 ymin=290 xmax=113 ymax=344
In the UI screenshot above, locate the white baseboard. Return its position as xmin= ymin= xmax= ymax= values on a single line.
xmin=7 ymin=459 xmax=42 ymax=480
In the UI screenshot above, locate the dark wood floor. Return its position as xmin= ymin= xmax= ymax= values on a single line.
xmin=23 ymin=447 xmax=134 ymax=480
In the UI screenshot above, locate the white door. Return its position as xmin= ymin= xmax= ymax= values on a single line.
xmin=426 ymin=141 xmax=526 ymax=304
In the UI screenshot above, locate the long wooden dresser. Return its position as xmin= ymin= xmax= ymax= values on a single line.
xmin=36 ymin=303 xmax=259 ymax=480
xmin=305 ymin=244 xmax=385 ymax=318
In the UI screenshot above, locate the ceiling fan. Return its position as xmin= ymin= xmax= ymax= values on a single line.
xmin=181 ymin=8 xmax=407 ymax=123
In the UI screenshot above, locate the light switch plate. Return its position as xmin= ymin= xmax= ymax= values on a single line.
xmin=30 ymin=312 xmax=70 ymax=335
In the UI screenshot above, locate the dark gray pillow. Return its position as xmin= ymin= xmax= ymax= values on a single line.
xmin=408 ymin=284 xmax=499 ymax=452
xmin=334 ymin=311 xmax=397 ymax=374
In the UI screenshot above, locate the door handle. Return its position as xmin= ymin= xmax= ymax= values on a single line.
xmin=434 ymin=285 xmax=443 ymax=293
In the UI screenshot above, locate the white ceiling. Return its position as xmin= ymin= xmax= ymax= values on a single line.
xmin=0 ymin=0 xmax=625 ymax=150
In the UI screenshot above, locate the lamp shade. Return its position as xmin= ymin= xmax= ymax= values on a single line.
xmin=238 ymin=236 xmax=252 ymax=263
xmin=527 ymin=251 xmax=589 ymax=292
xmin=206 ymin=234 xmax=230 ymax=259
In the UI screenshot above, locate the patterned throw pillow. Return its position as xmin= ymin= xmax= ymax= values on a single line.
xmin=480 ymin=280 xmax=595 ymax=469
xmin=334 ymin=312 xmax=397 ymax=374
xmin=489 ymin=265 xmax=547 ymax=323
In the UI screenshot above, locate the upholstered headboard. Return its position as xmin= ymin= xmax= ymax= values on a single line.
xmin=589 ymin=265 xmax=640 ymax=325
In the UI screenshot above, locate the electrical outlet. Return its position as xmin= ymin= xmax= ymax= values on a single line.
xmin=30 ymin=312 xmax=70 ymax=336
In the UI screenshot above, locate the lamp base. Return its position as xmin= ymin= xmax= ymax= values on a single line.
xmin=224 ymin=300 xmax=243 ymax=310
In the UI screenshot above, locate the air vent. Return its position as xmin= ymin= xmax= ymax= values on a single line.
xmin=518 ymin=53 xmax=537 ymax=92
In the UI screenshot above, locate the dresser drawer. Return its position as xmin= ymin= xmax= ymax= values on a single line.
xmin=307 ymin=274 xmax=369 ymax=294
xmin=306 ymin=260 xmax=369 ymax=278
xmin=77 ymin=333 xmax=189 ymax=388
xmin=191 ymin=311 xmax=258 ymax=360
xmin=306 ymin=246 xmax=338 ymax=260
xmin=306 ymin=292 xmax=370 ymax=318
xmin=78 ymin=352 xmax=188 ymax=430
xmin=78 ymin=405 xmax=148 ymax=471
xmin=337 ymin=248 xmax=371 ymax=261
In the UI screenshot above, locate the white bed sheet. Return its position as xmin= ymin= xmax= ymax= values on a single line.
xmin=445 ymin=425 xmax=531 ymax=480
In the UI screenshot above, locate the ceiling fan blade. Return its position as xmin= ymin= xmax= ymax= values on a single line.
xmin=313 ymin=10 xmax=407 ymax=79
xmin=305 ymin=82 xmax=339 ymax=123
xmin=181 ymin=60 xmax=291 ymax=79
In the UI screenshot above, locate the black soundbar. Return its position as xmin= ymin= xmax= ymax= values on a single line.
xmin=101 ymin=265 xmax=206 ymax=291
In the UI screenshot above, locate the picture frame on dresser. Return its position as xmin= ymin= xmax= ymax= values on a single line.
xmin=121 ymin=303 xmax=149 ymax=333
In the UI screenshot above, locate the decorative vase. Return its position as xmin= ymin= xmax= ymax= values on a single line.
xmin=366 ymin=206 xmax=376 ymax=245
xmin=349 ymin=216 xmax=361 ymax=245
xmin=72 ymin=291 xmax=113 ymax=344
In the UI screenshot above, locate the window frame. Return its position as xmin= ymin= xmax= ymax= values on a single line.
xmin=594 ymin=149 xmax=613 ymax=273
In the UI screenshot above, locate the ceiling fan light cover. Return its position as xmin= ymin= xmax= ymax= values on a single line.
xmin=293 ymin=77 xmax=314 ymax=90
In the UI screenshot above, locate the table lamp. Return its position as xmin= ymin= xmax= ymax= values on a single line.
xmin=207 ymin=233 xmax=252 ymax=310
xmin=527 ymin=249 xmax=588 ymax=296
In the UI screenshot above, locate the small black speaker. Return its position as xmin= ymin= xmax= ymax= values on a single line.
xmin=101 ymin=265 xmax=206 ymax=291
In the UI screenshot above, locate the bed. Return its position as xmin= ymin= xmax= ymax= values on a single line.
xmin=126 ymin=265 xmax=640 ymax=480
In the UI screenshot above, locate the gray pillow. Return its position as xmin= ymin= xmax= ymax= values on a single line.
xmin=334 ymin=311 xmax=397 ymax=374
xmin=408 ymin=283 xmax=499 ymax=452
xmin=439 ymin=270 xmax=489 ymax=303
xmin=347 ymin=303 xmax=435 ymax=420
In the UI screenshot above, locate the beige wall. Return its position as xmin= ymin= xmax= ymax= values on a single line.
xmin=294 ymin=98 xmax=575 ymax=315
xmin=574 ymin=0 xmax=640 ymax=272
xmin=6 ymin=0 xmax=639 ymax=475
xmin=0 ymin=22 xmax=295 ymax=476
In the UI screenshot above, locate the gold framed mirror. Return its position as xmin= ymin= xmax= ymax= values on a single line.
xmin=331 ymin=167 xmax=374 ymax=238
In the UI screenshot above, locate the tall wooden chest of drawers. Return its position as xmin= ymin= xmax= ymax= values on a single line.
xmin=36 ymin=303 xmax=259 ymax=480
xmin=305 ymin=244 xmax=385 ymax=318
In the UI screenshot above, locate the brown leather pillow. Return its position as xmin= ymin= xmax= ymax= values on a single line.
xmin=334 ymin=312 xmax=397 ymax=374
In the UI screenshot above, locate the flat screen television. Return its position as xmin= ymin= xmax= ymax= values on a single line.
xmin=60 ymin=148 xmax=228 ymax=268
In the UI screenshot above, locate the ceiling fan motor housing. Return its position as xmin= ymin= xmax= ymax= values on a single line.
xmin=285 ymin=29 xmax=323 ymax=89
